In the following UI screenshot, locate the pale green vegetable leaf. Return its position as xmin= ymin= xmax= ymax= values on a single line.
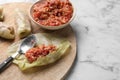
xmin=7 ymin=33 xmax=71 ymax=71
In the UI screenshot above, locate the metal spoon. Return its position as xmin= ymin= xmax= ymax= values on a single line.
xmin=0 ymin=34 xmax=36 ymax=73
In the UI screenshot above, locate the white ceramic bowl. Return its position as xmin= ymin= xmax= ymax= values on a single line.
xmin=29 ymin=0 xmax=75 ymax=30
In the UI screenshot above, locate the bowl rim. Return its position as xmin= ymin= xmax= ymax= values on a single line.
xmin=29 ymin=0 xmax=76 ymax=30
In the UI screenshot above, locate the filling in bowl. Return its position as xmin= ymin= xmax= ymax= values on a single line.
xmin=32 ymin=0 xmax=73 ymax=26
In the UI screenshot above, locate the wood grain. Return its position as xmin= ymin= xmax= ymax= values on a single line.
xmin=0 ymin=3 xmax=76 ymax=80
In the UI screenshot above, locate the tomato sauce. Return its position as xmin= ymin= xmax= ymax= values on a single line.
xmin=25 ymin=44 xmax=56 ymax=63
xmin=32 ymin=0 xmax=73 ymax=26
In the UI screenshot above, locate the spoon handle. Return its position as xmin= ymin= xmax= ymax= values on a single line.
xmin=0 ymin=56 xmax=13 ymax=73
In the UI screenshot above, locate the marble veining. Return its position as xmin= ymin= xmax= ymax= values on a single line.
xmin=69 ymin=0 xmax=120 ymax=80
xmin=0 ymin=0 xmax=120 ymax=80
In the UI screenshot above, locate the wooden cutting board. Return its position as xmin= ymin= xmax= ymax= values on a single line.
xmin=0 ymin=3 xmax=76 ymax=80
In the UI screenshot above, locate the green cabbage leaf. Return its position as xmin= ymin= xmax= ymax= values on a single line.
xmin=7 ymin=33 xmax=71 ymax=71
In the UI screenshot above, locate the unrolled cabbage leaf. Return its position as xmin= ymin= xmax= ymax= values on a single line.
xmin=7 ymin=33 xmax=71 ymax=71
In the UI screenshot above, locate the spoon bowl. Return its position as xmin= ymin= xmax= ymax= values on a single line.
xmin=19 ymin=35 xmax=36 ymax=54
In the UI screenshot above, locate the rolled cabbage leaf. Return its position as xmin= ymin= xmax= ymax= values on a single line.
xmin=0 ymin=6 xmax=4 ymax=21
xmin=15 ymin=8 xmax=31 ymax=38
xmin=0 ymin=22 xmax=15 ymax=39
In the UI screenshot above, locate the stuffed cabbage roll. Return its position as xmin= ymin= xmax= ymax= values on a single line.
xmin=7 ymin=33 xmax=71 ymax=71
xmin=15 ymin=9 xmax=31 ymax=38
xmin=0 ymin=6 xmax=4 ymax=21
xmin=0 ymin=22 xmax=15 ymax=39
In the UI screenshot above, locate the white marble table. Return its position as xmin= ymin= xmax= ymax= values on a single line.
xmin=1 ymin=0 xmax=120 ymax=80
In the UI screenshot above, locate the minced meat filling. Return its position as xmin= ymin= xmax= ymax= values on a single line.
xmin=25 ymin=44 xmax=56 ymax=63
xmin=32 ymin=0 xmax=73 ymax=26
